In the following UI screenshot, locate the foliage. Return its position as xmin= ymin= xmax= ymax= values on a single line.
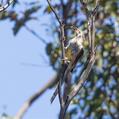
xmin=1 ymin=0 xmax=119 ymax=118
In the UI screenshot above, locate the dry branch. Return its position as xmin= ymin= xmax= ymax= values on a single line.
xmin=0 ymin=0 xmax=14 ymax=12
xmin=14 ymin=75 xmax=57 ymax=119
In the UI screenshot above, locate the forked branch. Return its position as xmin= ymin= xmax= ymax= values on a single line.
xmin=59 ymin=1 xmax=100 ymax=119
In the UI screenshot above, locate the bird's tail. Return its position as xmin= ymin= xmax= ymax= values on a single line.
xmin=50 ymin=63 xmax=69 ymax=103
xmin=50 ymin=86 xmax=58 ymax=103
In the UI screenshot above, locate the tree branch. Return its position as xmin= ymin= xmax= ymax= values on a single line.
xmin=47 ymin=0 xmax=62 ymax=25
xmin=0 ymin=0 xmax=14 ymax=12
xmin=14 ymin=75 xmax=58 ymax=119
xmin=59 ymin=52 xmax=96 ymax=119
xmin=69 ymin=52 xmax=96 ymax=101
xmin=47 ymin=0 xmax=66 ymax=63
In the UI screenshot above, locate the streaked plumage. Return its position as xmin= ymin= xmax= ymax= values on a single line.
xmin=51 ymin=28 xmax=85 ymax=103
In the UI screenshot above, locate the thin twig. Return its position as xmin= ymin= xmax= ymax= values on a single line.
xmin=24 ymin=25 xmax=47 ymax=44
xmin=47 ymin=0 xmax=62 ymax=25
xmin=58 ymin=77 xmax=64 ymax=108
xmin=0 ymin=0 xmax=14 ymax=12
xmin=47 ymin=0 xmax=66 ymax=62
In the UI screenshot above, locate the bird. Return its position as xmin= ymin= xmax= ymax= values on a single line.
xmin=50 ymin=27 xmax=85 ymax=103
xmin=65 ymin=26 xmax=85 ymax=63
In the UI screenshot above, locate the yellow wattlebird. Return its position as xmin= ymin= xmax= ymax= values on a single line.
xmin=51 ymin=27 xmax=85 ymax=103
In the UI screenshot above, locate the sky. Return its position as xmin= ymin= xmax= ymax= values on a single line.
xmin=0 ymin=1 xmax=60 ymax=119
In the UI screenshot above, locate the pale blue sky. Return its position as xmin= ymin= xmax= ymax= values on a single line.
xmin=0 ymin=2 xmax=60 ymax=118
